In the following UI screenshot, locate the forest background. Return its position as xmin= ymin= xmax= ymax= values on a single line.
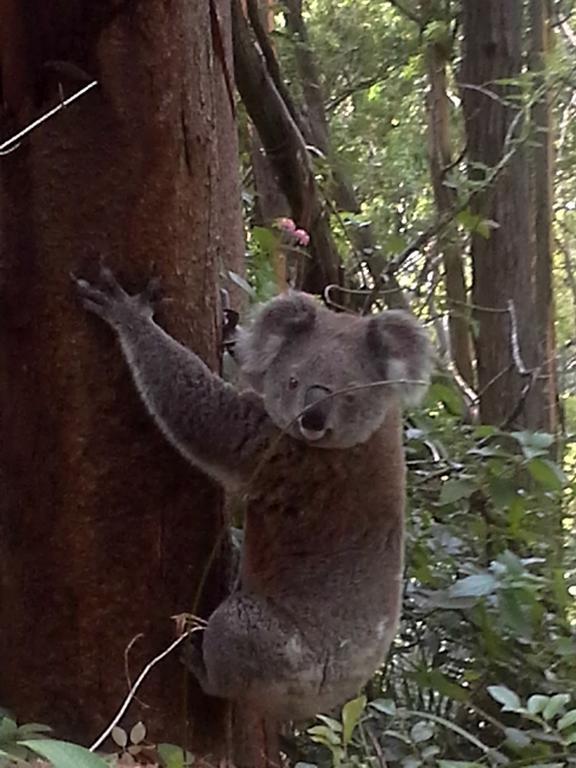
xmin=0 ymin=1 xmax=575 ymax=768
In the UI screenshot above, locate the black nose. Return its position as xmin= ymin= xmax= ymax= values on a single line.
xmin=300 ymin=385 xmax=332 ymax=433
xmin=300 ymin=407 xmax=327 ymax=432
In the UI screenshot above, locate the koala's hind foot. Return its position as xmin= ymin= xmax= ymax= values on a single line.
xmin=181 ymin=632 xmax=213 ymax=692
xmin=73 ymin=266 xmax=161 ymax=329
xmin=187 ymin=593 xmax=334 ymax=720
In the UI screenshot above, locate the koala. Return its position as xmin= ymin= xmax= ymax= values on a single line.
xmin=74 ymin=267 xmax=431 ymax=721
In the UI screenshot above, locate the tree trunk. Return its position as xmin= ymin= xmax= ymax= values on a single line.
xmin=281 ymin=0 xmax=408 ymax=309
xmin=0 ymin=3 xmax=273 ymax=764
xmin=232 ymin=0 xmax=341 ymax=294
xmin=461 ymin=0 xmax=542 ymax=428
xmin=529 ymin=0 xmax=558 ymax=434
xmin=423 ymin=27 xmax=475 ymax=387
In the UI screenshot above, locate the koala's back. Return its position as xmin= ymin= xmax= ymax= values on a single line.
xmin=235 ymin=405 xmax=406 ymax=715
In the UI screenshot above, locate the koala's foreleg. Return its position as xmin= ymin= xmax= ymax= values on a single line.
xmin=74 ymin=267 xmax=271 ymax=488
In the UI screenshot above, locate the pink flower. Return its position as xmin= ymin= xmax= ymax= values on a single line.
xmin=294 ymin=228 xmax=310 ymax=246
xmin=277 ymin=217 xmax=296 ymax=232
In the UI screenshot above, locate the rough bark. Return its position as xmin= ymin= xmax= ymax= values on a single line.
xmin=423 ymin=28 xmax=475 ymax=386
xmin=232 ymin=0 xmax=341 ymax=294
xmin=461 ymin=0 xmax=542 ymax=428
xmin=529 ymin=0 xmax=558 ymax=433
xmin=0 ymin=3 xmax=272 ymax=764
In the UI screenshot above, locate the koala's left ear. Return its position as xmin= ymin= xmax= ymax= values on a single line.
xmin=235 ymin=291 xmax=318 ymax=389
xmin=365 ymin=310 xmax=432 ymax=405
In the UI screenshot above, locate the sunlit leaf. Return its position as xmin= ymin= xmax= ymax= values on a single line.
xmin=527 ymin=695 xmax=550 ymax=715
xmin=527 ymin=458 xmax=566 ymax=490
xmin=557 ymin=709 xmax=576 ymax=730
xmin=410 ymin=720 xmax=434 ymax=743
xmin=542 ymin=694 xmax=570 ymax=721
xmin=369 ymin=698 xmax=396 ymax=715
xmin=342 ymin=695 xmax=366 ymax=746
xmin=487 ymin=685 xmax=522 ymax=712
xmin=449 ymin=573 xmax=497 ymax=598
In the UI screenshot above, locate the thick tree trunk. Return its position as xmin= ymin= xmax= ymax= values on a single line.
xmin=461 ymin=0 xmax=542 ymax=428
xmin=0 ymin=3 xmax=272 ymax=764
xmin=424 ymin=32 xmax=475 ymax=387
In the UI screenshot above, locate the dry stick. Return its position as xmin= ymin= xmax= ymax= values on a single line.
xmin=89 ymin=622 xmax=206 ymax=753
xmin=0 ymin=80 xmax=98 ymax=155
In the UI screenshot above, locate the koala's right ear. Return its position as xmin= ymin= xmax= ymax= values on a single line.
xmin=236 ymin=291 xmax=317 ymax=384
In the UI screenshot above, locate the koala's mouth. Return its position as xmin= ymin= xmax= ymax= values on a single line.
xmin=297 ymin=415 xmax=329 ymax=442
xmin=299 ymin=424 xmax=328 ymax=442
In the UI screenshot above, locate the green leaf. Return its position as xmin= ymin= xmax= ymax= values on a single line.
xmin=488 ymin=476 xmax=518 ymax=509
xmin=527 ymin=694 xmax=550 ymax=715
xmin=227 ymin=270 xmax=255 ymax=297
xmin=511 ymin=431 xmax=555 ymax=454
xmin=342 ymin=695 xmax=366 ymax=746
xmin=410 ymin=721 xmax=434 ymax=743
xmin=0 ymin=718 xmax=18 ymax=743
xmin=438 ymin=762 xmax=483 ymax=768
xmin=14 ymin=723 xmax=53 ymax=739
xmin=369 ymin=698 xmax=396 ymax=715
xmin=18 ymin=740 xmax=108 ymax=768
xmin=251 ymin=226 xmax=279 ymax=253
xmin=439 ymin=480 xmax=475 ymax=505
xmin=157 ymin=742 xmax=193 ymax=768
xmin=111 ymin=726 xmax=127 ymax=748
xmin=542 ymin=694 xmax=570 ymax=721
xmin=130 ymin=721 xmax=146 ymax=745
xmin=487 ymin=685 xmax=522 ymax=712
xmin=526 ymin=764 xmax=566 ymax=768
xmin=504 ymin=727 xmax=532 ymax=750
xmin=426 ymin=382 xmax=464 ymax=416
xmin=315 ymin=715 xmax=342 ymax=732
xmin=307 ymin=725 xmax=342 ymax=748
xmin=449 ymin=573 xmax=497 ymax=598
xmin=425 ymin=670 xmax=469 ymax=702
xmin=557 ymin=709 xmax=576 ymax=731
xmin=527 ymin=458 xmax=566 ymax=490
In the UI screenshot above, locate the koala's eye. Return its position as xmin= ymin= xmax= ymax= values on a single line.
xmin=288 ymin=376 xmax=299 ymax=390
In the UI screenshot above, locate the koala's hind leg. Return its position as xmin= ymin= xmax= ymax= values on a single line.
xmin=188 ymin=593 xmax=322 ymax=716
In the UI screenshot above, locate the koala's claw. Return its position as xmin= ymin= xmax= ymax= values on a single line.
xmin=72 ymin=266 xmax=160 ymax=326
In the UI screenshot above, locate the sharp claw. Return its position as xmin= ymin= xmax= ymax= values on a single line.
xmin=99 ymin=265 xmax=121 ymax=292
xmin=142 ymin=276 xmax=162 ymax=302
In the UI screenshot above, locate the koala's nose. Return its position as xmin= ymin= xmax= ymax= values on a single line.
xmin=299 ymin=385 xmax=332 ymax=439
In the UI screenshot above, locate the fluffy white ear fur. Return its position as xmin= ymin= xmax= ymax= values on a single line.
xmin=367 ymin=310 xmax=432 ymax=406
xmin=235 ymin=291 xmax=318 ymax=383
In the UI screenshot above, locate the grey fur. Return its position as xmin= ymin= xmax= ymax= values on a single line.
xmin=75 ymin=269 xmax=431 ymax=721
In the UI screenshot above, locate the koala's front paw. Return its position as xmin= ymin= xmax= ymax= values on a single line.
xmin=72 ymin=266 xmax=161 ymax=329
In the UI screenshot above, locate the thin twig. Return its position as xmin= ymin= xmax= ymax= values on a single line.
xmin=0 ymin=80 xmax=98 ymax=156
xmin=89 ymin=622 xmax=205 ymax=753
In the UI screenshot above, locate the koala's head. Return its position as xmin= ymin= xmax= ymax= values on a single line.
xmin=236 ymin=292 xmax=432 ymax=449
